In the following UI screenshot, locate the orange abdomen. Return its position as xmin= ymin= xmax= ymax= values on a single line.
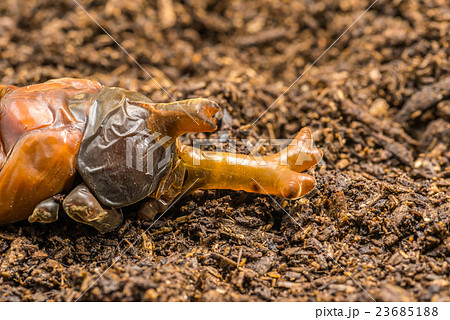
xmin=0 ymin=78 xmax=102 ymax=224
xmin=1 ymin=78 xmax=102 ymax=152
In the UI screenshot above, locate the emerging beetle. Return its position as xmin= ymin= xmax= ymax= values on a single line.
xmin=0 ymin=78 xmax=322 ymax=233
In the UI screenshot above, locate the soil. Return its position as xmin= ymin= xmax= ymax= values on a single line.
xmin=0 ymin=0 xmax=449 ymax=302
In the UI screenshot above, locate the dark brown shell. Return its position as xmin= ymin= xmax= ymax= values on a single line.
xmin=76 ymin=87 xmax=176 ymax=208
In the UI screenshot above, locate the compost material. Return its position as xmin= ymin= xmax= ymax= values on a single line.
xmin=0 ymin=0 xmax=448 ymax=301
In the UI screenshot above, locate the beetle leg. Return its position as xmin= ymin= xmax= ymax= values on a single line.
xmin=28 ymin=197 xmax=61 ymax=224
xmin=138 ymin=197 xmax=171 ymax=221
xmin=63 ymin=184 xmax=123 ymax=233
xmin=138 ymin=158 xmax=186 ymax=220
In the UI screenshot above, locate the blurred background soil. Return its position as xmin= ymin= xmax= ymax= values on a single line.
xmin=0 ymin=0 xmax=449 ymax=301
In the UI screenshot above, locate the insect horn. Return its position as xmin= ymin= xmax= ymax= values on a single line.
xmin=269 ymin=127 xmax=323 ymax=172
xmin=146 ymin=99 xmax=220 ymax=145
xmin=177 ymin=127 xmax=322 ymax=200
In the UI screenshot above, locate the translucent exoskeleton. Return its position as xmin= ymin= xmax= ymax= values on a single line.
xmin=0 ymin=78 xmax=322 ymax=233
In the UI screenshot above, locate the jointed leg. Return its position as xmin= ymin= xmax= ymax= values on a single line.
xmin=138 ymin=197 xmax=171 ymax=221
xmin=63 ymin=184 xmax=123 ymax=233
xmin=138 ymin=158 xmax=185 ymax=220
xmin=28 ymin=197 xmax=61 ymax=224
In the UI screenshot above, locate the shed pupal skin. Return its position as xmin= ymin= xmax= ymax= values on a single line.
xmin=0 ymin=78 xmax=322 ymax=233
